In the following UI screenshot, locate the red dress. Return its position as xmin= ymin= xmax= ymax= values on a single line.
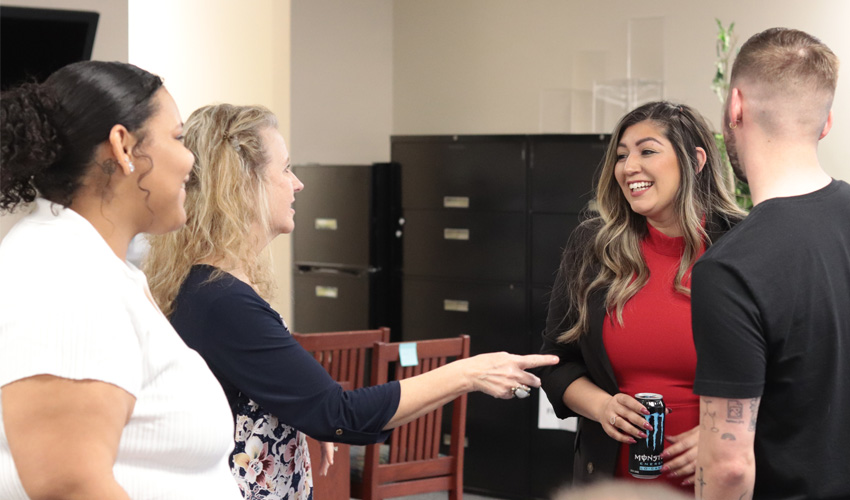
xmin=603 ymin=222 xmax=703 ymax=492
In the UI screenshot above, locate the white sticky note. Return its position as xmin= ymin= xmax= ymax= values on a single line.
xmin=538 ymin=388 xmax=578 ymax=432
xmin=398 ymin=343 xmax=419 ymax=367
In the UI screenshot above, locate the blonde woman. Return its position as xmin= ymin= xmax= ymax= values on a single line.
xmin=536 ymin=101 xmax=746 ymax=492
xmin=145 ymin=103 xmax=558 ymax=499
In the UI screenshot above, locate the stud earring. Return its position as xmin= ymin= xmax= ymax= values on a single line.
xmin=126 ymin=157 xmax=135 ymax=173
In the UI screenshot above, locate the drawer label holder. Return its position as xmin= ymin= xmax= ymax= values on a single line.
xmin=443 ymin=228 xmax=470 ymax=241
xmin=443 ymin=299 xmax=469 ymax=312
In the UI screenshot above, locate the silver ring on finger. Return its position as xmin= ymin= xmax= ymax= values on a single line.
xmin=511 ymin=384 xmax=531 ymax=399
xmin=609 ymin=415 xmax=617 ymax=426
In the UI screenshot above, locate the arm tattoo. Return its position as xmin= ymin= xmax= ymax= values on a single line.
xmin=738 ymin=491 xmax=748 ymax=500
xmin=748 ymin=398 xmax=761 ymax=432
xmin=697 ymin=467 xmax=707 ymax=498
xmin=721 ymin=432 xmax=736 ymax=440
xmin=702 ymin=399 xmax=719 ymax=432
xmin=726 ymin=399 xmax=744 ymax=423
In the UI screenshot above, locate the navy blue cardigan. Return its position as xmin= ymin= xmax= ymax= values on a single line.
xmin=170 ymin=265 xmax=400 ymax=445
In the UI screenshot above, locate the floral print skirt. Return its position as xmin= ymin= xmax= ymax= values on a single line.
xmin=231 ymin=396 xmax=313 ymax=500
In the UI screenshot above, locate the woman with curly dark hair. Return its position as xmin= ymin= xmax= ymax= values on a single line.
xmin=536 ymin=101 xmax=746 ymax=492
xmin=0 ymin=61 xmax=242 ymax=499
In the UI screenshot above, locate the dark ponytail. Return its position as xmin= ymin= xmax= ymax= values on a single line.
xmin=0 ymin=83 xmax=62 ymax=210
xmin=0 ymin=61 xmax=163 ymax=212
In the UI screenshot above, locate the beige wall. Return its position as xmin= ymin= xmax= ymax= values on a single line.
xmin=128 ymin=0 xmax=293 ymax=317
xmin=392 ymin=0 xmax=850 ymax=181
xmin=291 ymin=0 xmax=393 ymax=165
xmin=0 ymin=0 xmax=129 ymax=241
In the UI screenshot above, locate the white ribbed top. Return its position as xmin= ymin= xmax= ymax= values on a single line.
xmin=0 ymin=199 xmax=242 ymax=499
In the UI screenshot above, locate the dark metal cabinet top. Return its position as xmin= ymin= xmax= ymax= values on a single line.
xmin=393 ymin=135 xmax=527 ymax=212
xmin=530 ymin=134 xmax=609 ymax=213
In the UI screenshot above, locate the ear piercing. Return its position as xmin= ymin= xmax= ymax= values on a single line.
xmin=126 ymin=157 xmax=135 ymax=173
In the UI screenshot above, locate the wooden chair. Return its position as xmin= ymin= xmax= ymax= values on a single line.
xmin=293 ymin=328 xmax=391 ymax=500
xmin=293 ymin=327 xmax=391 ymax=390
xmin=351 ymin=335 xmax=470 ymax=500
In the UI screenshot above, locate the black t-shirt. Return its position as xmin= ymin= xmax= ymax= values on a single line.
xmin=692 ymin=180 xmax=850 ymax=499
xmin=170 ymin=265 xmax=400 ymax=445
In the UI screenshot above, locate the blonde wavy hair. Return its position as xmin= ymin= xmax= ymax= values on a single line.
xmin=145 ymin=104 xmax=278 ymax=317
xmin=556 ymin=101 xmax=746 ymax=344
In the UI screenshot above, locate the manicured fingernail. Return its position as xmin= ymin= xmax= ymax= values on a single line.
xmin=661 ymin=465 xmax=670 ymax=472
xmin=644 ymin=422 xmax=653 ymax=430
xmin=638 ymin=432 xmax=647 ymax=438
xmin=681 ymin=479 xmax=691 ymax=486
xmin=628 ymin=438 xmax=637 ymax=444
xmin=660 ymin=451 xmax=668 ymax=459
xmin=641 ymin=407 xmax=650 ymax=415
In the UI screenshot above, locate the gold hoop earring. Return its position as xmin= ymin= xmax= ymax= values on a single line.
xmin=729 ymin=121 xmax=738 ymax=130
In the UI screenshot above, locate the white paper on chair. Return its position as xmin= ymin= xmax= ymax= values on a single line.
xmin=538 ymin=388 xmax=577 ymax=432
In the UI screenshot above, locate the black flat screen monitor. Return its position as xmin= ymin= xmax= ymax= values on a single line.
xmin=1 ymin=6 xmax=99 ymax=90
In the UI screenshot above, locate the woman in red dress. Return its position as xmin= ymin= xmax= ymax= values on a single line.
xmin=536 ymin=101 xmax=746 ymax=492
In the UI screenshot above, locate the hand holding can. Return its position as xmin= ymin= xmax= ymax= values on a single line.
xmin=628 ymin=393 xmax=666 ymax=479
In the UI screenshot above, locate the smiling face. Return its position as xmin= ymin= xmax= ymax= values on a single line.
xmin=135 ymin=88 xmax=195 ymax=234
xmin=614 ymin=120 xmax=682 ymax=231
xmin=260 ymin=127 xmax=304 ymax=236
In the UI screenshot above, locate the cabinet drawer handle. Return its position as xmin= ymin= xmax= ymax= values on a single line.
xmin=443 ymin=299 xmax=469 ymax=312
xmin=315 ymin=218 xmax=338 ymax=230
xmin=315 ymin=286 xmax=339 ymax=298
xmin=443 ymin=196 xmax=470 ymax=208
xmin=443 ymin=228 xmax=470 ymax=241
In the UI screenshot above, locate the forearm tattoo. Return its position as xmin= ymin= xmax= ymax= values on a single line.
xmin=726 ymin=399 xmax=744 ymax=423
xmin=701 ymin=399 xmax=719 ymax=432
xmin=748 ymin=398 xmax=760 ymax=432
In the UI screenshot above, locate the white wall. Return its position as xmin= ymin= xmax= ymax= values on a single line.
xmin=128 ymin=0 xmax=294 ymax=317
xmin=0 ymin=0 xmax=129 ymax=241
xmin=290 ymin=0 xmax=393 ymax=164
xmin=392 ymin=0 xmax=850 ymax=181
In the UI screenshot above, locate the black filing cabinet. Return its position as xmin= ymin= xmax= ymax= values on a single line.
xmin=527 ymin=135 xmax=608 ymax=498
xmin=291 ymin=164 xmax=400 ymax=334
xmin=393 ymin=134 xmax=608 ymax=499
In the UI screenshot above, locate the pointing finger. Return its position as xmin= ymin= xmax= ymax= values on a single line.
xmin=516 ymin=354 xmax=559 ymax=369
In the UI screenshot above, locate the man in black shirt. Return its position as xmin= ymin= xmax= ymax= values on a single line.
xmin=691 ymin=28 xmax=850 ymax=499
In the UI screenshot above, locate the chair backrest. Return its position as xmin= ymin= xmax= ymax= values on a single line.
xmin=353 ymin=335 xmax=470 ymax=500
xmin=292 ymin=327 xmax=391 ymax=389
xmin=294 ymin=328 xmax=391 ymax=500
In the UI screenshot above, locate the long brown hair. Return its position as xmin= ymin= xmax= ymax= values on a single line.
xmin=556 ymin=101 xmax=745 ymax=344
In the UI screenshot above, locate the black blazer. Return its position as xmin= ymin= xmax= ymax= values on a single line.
xmin=535 ymin=215 xmax=737 ymax=483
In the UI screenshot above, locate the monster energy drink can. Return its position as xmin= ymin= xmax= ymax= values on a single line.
xmin=629 ymin=393 xmax=666 ymax=479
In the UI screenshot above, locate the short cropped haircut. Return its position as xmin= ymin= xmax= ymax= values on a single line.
xmin=731 ymin=27 xmax=839 ymax=97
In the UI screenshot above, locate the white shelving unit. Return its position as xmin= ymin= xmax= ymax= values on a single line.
xmin=592 ymin=78 xmax=664 ymax=131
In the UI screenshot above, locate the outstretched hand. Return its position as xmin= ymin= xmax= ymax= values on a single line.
xmin=466 ymin=353 xmax=559 ymax=399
